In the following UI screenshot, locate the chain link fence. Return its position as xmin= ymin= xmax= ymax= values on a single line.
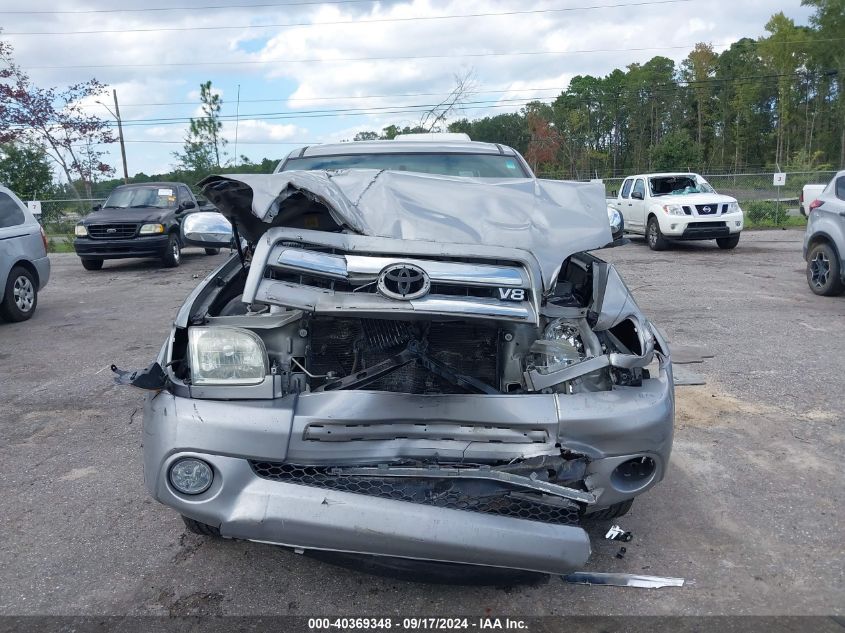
xmin=29 ymin=171 xmax=837 ymax=235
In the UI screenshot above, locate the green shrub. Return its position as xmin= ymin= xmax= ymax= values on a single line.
xmin=744 ymin=200 xmax=777 ymax=223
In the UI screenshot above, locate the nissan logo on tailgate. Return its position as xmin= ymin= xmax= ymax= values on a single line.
xmin=377 ymin=263 xmax=431 ymax=300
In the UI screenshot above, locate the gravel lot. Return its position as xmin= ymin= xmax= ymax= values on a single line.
xmin=1 ymin=231 xmax=843 ymax=617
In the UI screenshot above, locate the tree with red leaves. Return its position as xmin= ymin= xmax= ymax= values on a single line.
xmin=524 ymin=110 xmax=562 ymax=175
xmin=0 ymin=36 xmax=114 ymax=200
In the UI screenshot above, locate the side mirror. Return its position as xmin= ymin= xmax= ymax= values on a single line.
xmin=180 ymin=200 xmax=196 ymax=211
xmin=92 ymin=204 xmax=102 ymax=211
xmin=631 ymin=191 xmax=644 ymax=200
xmin=180 ymin=211 xmax=233 ymax=248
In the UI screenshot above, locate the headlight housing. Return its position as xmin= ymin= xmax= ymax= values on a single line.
xmin=662 ymin=204 xmax=685 ymax=216
xmin=139 ymin=223 xmax=165 ymax=234
xmin=74 ymin=224 xmax=88 ymax=237
xmin=188 ymin=326 xmax=268 ymax=385
xmin=606 ymin=206 xmax=623 ymax=236
xmin=725 ymin=202 xmax=741 ymax=214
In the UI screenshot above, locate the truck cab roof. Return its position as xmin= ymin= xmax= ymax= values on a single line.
xmin=280 ymin=139 xmax=519 ymax=163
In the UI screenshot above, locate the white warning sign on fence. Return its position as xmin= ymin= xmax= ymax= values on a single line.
xmin=773 ymin=172 xmax=787 ymax=186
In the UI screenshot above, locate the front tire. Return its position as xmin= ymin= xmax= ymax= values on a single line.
xmin=204 ymin=248 xmax=220 ymax=256
xmin=162 ymin=233 xmax=181 ymax=268
xmin=646 ymin=217 xmax=668 ymax=251
xmin=582 ymin=499 xmax=634 ymax=522
xmin=80 ymin=258 xmax=103 ymax=271
xmin=181 ymin=515 xmax=221 ymax=537
xmin=806 ymin=242 xmax=845 ymax=296
xmin=717 ymin=235 xmax=740 ymax=250
xmin=0 ymin=266 xmax=38 ymax=322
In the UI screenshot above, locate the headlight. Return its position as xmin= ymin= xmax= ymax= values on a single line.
xmin=74 ymin=224 xmax=88 ymax=237
xmin=188 ymin=326 xmax=268 ymax=385
xmin=527 ymin=318 xmax=586 ymax=372
xmin=606 ymin=206 xmax=623 ymax=235
xmin=139 ymin=223 xmax=165 ymax=234
xmin=169 ymin=458 xmax=213 ymax=495
xmin=725 ymin=202 xmax=741 ymax=214
xmin=662 ymin=204 xmax=686 ymax=216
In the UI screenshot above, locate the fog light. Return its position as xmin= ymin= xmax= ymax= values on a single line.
xmin=169 ymin=458 xmax=213 ymax=495
xmin=610 ymin=456 xmax=656 ymax=492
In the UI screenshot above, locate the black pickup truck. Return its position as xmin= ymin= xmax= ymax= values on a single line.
xmin=73 ymin=182 xmax=224 ymax=270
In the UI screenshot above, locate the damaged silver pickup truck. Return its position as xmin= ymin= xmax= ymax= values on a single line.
xmin=131 ymin=139 xmax=674 ymax=577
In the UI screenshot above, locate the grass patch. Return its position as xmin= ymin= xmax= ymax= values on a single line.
xmin=744 ymin=215 xmax=807 ymax=229
xmin=47 ymin=239 xmax=76 ymax=253
xmin=742 ymin=200 xmax=806 ymax=229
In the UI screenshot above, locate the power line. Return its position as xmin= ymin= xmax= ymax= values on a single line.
xmin=1 ymin=0 xmax=693 ymax=35
xmin=79 ymin=87 xmax=568 ymax=108
xmin=7 ymin=97 xmax=558 ymax=131
xmin=115 ymin=96 xmax=543 ymax=125
xmin=19 ymin=44 xmax=722 ymax=70
xmin=76 ymin=70 xmax=833 ymax=110
xmin=0 ymin=0 xmax=376 ymax=14
xmin=22 ymin=38 xmax=838 ymax=70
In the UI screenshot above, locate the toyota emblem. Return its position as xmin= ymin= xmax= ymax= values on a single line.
xmin=377 ymin=263 xmax=431 ymax=300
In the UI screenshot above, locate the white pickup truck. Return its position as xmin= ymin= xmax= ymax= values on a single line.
xmin=800 ymin=183 xmax=827 ymax=217
xmin=607 ymin=172 xmax=744 ymax=250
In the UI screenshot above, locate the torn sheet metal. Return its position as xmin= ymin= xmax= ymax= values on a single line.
xmin=672 ymin=364 xmax=707 ymax=386
xmin=670 ymin=344 xmax=715 ymax=365
xmin=562 ymin=572 xmax=685 ymax=588
xmin=199 ymin=170 xmax=611 ymax=290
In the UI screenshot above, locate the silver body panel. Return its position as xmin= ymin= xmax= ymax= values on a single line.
xmin=803 ymin=169 xmax=845 ymax=280
xmin=141 ymin=147 xmax=673 ymax=574
xmin=0 ymin=186 xmax=50 ymax=306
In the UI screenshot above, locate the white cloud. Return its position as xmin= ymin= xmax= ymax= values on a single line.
xmin=1 ymin=0 xmax=815 ymax=174
xmin=221 ymin=119 xmax=306 ymax=143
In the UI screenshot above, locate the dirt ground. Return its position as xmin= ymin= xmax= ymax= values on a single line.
xmin=1 ymin=230 xmax=842 ymax=616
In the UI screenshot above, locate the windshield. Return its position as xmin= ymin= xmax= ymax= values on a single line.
xmin=649 ymin=176 xmax=715 ymax=197
xmin=280 ymin=153 xmax=529 ymax=178
xmin=103 ymin=186 xmax=178 ymax=209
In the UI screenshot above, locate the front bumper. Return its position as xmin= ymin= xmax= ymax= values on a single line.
xmin=659 ymin=212 xmax=744 ymax=239
xmin=73 ymin=235 xmax=170 ymax=259
xmin=142 ymin=366 xmax=673 ymax=574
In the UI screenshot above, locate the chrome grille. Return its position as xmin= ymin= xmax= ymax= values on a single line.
xmin=248 ymin=461 xmax=582 ymax=526
xmin=86 ymin=223 xmax=138 ymax=239
xmin=257 ymin=242 xmax=536 ymax=323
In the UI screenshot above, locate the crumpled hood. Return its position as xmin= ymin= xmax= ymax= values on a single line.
xmin=199 ymin=170 xmax=611 ymax=289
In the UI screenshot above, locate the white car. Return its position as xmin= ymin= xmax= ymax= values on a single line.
xmin=608 ymin=172 xmax=744 ymax=250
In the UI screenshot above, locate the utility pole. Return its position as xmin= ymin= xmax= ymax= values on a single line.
xmin=113 ymin=89 xmax=128 ymax=184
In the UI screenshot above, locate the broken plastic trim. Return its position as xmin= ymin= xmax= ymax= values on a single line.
xmin=561 ymin=572 xmax=684 ymax=588
xmin=111 ymin=362 xmax=167 ymax=391
xmin=333 ymin=465 xmax=597 ymax=505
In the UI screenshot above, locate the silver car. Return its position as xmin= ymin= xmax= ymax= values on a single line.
xmin=0 ymin=185 xmax=50 ymax=322
xmin=804 ymin=169 xmax=845 ymax=296
xmin=128 ymin=139 xmax=673 ymax=577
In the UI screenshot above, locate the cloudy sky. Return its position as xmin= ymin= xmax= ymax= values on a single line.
xmin=1 ymin=0 xmax=812 ymax=177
